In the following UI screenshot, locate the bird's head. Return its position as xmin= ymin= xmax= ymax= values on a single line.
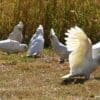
xmin=36 ymin=25 xmax=44 ymax=35
xmin=17 ymin=21 xmax=24 ymax=31
xmin=19 ymin=44 xmax=28 ymax=52
xmin=50 ymin=28 xmax=57 ymax=40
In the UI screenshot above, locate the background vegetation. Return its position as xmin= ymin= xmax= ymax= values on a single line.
xmin=0 ymin=0 xmax=100 ymax=46
xmin=0 ymin=1 xmax=100 ymax=99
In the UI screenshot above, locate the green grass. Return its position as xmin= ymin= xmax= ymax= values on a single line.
xmin=0 ymin=49 xmax=100 ymax=100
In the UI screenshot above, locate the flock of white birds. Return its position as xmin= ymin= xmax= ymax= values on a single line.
xmin=0 ymin=21 xmax=100 ymax=81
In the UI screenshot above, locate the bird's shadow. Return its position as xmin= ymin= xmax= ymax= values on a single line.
xmin=61 ymin=77 xmax=88 ymax=85
xmin=94 ymin=77 xmax=100 ymax=80
xmin=61 ymin=76 xmax=100 ymax=85
xmin=26 ymin=55 xmax=40 ymax=59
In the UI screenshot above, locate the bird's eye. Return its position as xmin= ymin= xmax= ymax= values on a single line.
xmin=24 ymin=46 xmax=28 ymax=50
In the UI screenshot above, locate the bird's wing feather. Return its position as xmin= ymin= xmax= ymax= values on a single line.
xmin=27 ymin=36 xmax=44 ymax=56
xmin=0 ymin=39 xmax=20 ymax=53
xmin=65 ymin=26 xmax=92 ymax=69
xmin=92 ymin=42 xmax=100 ymax=60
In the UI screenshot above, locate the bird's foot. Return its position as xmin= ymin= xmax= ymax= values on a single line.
xmin=59 ymin=59 xmax=64 ymax=64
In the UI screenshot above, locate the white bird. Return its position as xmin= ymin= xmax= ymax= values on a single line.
xmin=27 ymin=25 xmax=44 ymax=57
xmin=8 ymin=21 xmax=24 ymax=43
xmin=92 ymin=42 xmax=100 ymax=62
xmin=0 ymin=39 xmax=28 ymax=54
xmin=61 ymin=26 xmax=100 ymax=80
xmin=50 ymin=28 xmax=69 ymax=63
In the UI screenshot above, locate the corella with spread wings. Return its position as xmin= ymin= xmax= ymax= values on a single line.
xmin=50 ymin=28 xmax=69 ymax=63
xmin=27 ymin=25 xmax=44 ymax=57
xmin=62 ymin=26 xmax=100 ymax=80
xmin=8 ymin=21 xmax=24 ymax=43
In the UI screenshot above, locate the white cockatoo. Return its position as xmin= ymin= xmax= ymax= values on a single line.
xmin=0 ymin=39 xmax=28 ymax=54
xmin=62 ymin=26 xmax=100 ymax=80
xmin=8 ymin=21 xmax=24 ymax=43
xmin=27 ymin=25 xmax=44 ymax=57
xmin=50 ymin=28 xmax=69 ymax=63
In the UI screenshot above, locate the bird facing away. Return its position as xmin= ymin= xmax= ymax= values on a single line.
xmin=8 ymin=21 xmax=24 ymax=43
xmin=50 ymin=28 xmax=69 ymax=63
xmin=27 ymin=25 xmax=44 ymax=57
xmin=0 ymin=39 xmax=28 ymax=54
xmin=61 ymin=26 xmax=100 ymax=80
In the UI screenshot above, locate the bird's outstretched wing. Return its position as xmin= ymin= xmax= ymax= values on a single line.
xmin=64 ymin=26 xmax=92 ymax=69
xmin=62 ymin=26 xmax=92 ymax=79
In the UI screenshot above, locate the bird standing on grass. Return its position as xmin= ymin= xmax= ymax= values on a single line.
xmin=50 ymin=28 xmax=69 ymax=63
xmin=27 ymin=25 xmax=44 ymax=57
xmin=0 ymin=39 xmax=27 ymax=54
xmin=8 ymin=21 xmax=24 ymax=43
xmin=62 ymin=26 xmax=100 ymax=80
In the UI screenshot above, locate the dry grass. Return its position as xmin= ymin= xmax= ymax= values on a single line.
xmin=0 ymin=49 xmax=100 ymax=100
xmin=0 ymin=0 xmax=100 ymax=46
